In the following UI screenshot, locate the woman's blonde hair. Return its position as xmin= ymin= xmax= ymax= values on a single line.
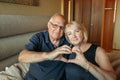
xmin=65 ymin=21 xmax=88 ymax=43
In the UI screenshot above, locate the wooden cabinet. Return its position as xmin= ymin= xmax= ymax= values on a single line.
xmin=73 ymin=0 xmax=115 ymax=52
xmin=101 ymin=0 xmax=115 ymax=52
xmin=73 ymin=0 xmax=104 ymax=46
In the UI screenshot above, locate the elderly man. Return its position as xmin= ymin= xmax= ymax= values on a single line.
xmin=18 ymin=13 xmax=71 ymax=80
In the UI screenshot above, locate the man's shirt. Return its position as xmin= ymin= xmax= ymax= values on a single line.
xmin=24 ymin=31 xmax=69 ymax=80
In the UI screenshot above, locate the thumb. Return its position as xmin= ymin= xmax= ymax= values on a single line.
xmin=68 ymin=59 xmax=75 ymax=63
xmin=60 ymin=57 xmax=68 ymax=63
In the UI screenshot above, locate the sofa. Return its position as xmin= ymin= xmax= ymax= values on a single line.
xmin=108 ymin=52 xmax=120 ymax=80
xmin=0 ymin=15 xmax=120 ymax=80
xmin=0 ymin=15 xmax=50 ymax=71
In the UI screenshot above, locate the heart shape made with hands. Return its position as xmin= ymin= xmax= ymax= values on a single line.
xmin=69 ymin=52 xmax=76 ymax=59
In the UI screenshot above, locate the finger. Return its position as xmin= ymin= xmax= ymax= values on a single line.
xmin=72 ymin=47 xmax=79 ymax=52
xmin=59 ymin=48 xmax=72 ymax=54
xmin=54 ymin=48 xmax=71 ymax=55
xmin=60 ymin=57 xmax=68 ymax=63
xmin=56 ymin=50 xmax=71 ymax=54
xmin=54 ymin=55 xmax=62 ymax=60
xmin=68 ymin=59 xmax=76 ymax=63
xmin=62 ymin=45 xmax=72 ymax=51
xmin=54 ymin=55 xmax=68 ymax=63
xmin=62 ymin=45 xmax=71 ymax=48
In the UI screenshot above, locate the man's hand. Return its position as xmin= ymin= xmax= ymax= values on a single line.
xmin=47 ymin=45 xmax=72 ymax=61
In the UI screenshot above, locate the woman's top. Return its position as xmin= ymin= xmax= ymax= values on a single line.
xmin=65 ymin=44 xmax=98 ymax=80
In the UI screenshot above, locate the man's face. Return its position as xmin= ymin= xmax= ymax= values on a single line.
xmin=48 ymin=16 xmax=65 ymax=40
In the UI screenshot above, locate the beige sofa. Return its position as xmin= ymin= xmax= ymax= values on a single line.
xmin=0 ymin=15 xmax=50 ymax=71
xmin=108 ymin=52 xmax=120 ymax=80
xmin=0 ymin=15 xmax=120 ymax=80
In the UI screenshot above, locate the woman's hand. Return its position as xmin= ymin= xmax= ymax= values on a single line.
xmin=68 ymin=46 xmax=88 ymax=67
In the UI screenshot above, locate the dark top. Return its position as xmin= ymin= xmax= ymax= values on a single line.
xmin=24 ymin=31 xmax=69 ymax=80
xmin=65 ymin=44 xmax=98 ymax=80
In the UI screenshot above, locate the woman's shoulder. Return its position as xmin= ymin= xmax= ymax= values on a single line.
xmin=95 ymin=45 xmax=107 ymax=59
xmin=84 ymin=43 xmax=99 ymax=53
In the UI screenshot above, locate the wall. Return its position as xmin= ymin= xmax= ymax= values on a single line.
xmin=0 ymin=0 xmax=61 ymax=16
xmin=113 ymin=0 xmax=120 ymax=50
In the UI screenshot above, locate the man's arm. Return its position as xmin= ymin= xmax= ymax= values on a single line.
xmin=18 ymin=45 xmax=72 ymax=63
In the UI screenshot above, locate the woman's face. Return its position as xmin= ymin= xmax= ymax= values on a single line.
xmin=66 ymin=25 xmax=84 ymax=45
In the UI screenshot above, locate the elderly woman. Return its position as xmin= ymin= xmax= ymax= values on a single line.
xmin=65 ymin=21 xmax=116 ymax=80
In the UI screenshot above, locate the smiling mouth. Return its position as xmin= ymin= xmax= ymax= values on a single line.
xmin=72 ymin=38 xmax=78 ymax=41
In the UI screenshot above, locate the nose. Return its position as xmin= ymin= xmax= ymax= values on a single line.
xmin=73 ymin=32 xmax=77 ymax=38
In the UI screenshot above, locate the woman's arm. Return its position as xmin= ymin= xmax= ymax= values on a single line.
xmin=89 ymin=47 xmax=116 ymax=80
xmin=80 ymin=47 xmax=116 ymax=80
xmin=68 ymin=46 xmax=116 ymax=80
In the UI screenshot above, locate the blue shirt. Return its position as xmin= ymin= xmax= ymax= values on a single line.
xmin=24 ymin=31 xmax=69 ymax=80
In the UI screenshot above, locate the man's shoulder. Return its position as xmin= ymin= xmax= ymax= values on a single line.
xmin=29 ymin=30 xmax=48 ymax=41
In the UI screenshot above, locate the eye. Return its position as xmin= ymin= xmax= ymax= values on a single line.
xmin=75 ymin=29 xmax=80 ymax=32
xmin=59 ymin=26 xmax=65 ymax=30
xmin=53 ymin=24 xmax=58 ymax=28
xmin=67 ymin=32 xmax=71 ymax=36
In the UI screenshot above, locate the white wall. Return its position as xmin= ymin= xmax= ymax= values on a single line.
xmin=113 ymin=0 xmax=120 ymax=49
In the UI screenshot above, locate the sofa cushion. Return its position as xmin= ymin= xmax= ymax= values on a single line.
xmin=0 ymin=15 xmax=49 ymax=38
xmin=0 ymin=32 xmax=36 ymax=61
xmin=0 ymin=15 xmax=50 ymax=71
xmin=0 ymin=62 xmax=29 ymax=80
xmin=108 ymin=52 xmax=120 ymax=80
xmin=0 ymin=55 xmax=18 ymax=71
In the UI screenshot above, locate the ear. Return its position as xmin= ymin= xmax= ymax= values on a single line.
xmin=47 ymin=22 xmax=50 ymax=28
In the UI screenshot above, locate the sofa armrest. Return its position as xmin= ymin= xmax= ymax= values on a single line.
xmin=108 ymin=53 xmax=120 ymax=80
